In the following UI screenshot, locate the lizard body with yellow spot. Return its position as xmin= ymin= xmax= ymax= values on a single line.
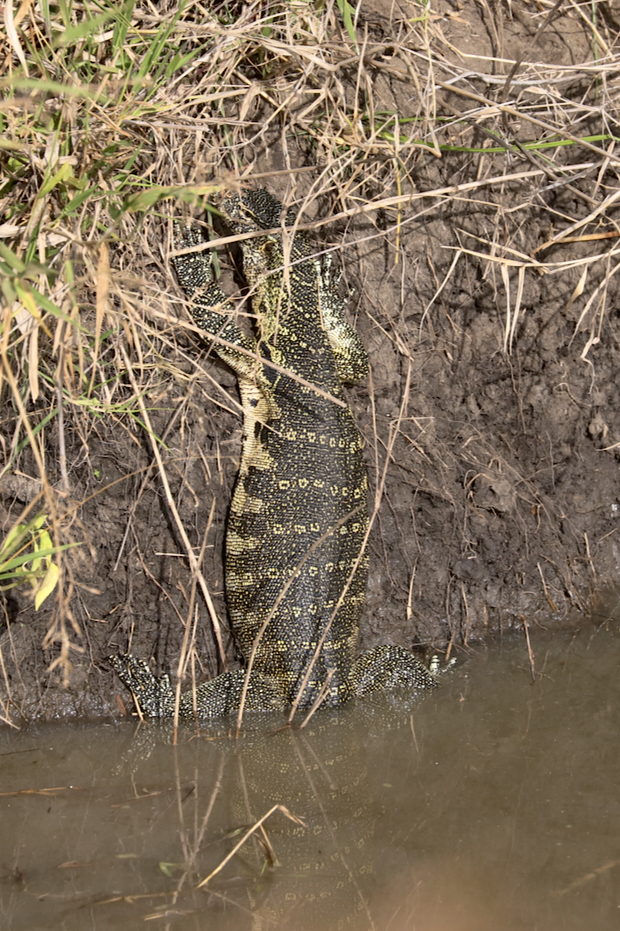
xmin=110 ymin=189 xmax=440 ymax=717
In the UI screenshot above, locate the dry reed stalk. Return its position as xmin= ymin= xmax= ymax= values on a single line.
xmin=119 ymin=344 xmax=227 ymax=666
xmin=196 ymin=803 xmax=304 ymax=888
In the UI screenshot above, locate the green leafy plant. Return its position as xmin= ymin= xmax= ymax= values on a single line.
xmin=0 ymin=512 xmax=77 ymax=610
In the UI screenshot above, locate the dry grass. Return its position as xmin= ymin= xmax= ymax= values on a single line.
xmin=1 ymin=0 xmax=619 ymax=706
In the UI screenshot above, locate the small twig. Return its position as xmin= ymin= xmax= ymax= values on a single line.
xmin=521 ymin=614 xmax=536 ymax=683
xmin=553 ymin=859 xmax=620 ymax=897
xmin=195 ymin=804 xmax=304 ymax=888
xmin=582 ymin=532 xmax=596 ymax=581
xmin=120 ymin=345 xmax=227 ymax=668
xmin=114 ymin=398 xmax=188 ymax=571
xmin=173 ymin=500 xmax=216 ymax=741
xmin=299 ymin=669 xmax=334 ymax=730
xmin=54 ymin=326 xmax=69 ymax=494
xmin=537 ymin=561 xmax=557 ymax=613
xmin=461 ymin=583 xmax=471 ymax=646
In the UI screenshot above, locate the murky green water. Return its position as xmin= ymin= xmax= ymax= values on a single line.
xmin=2 ymin=624 xmax=620 ymax=931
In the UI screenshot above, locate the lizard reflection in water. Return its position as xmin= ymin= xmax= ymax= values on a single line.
xmin=116 ymin=696 xmax=423 ymax=931
xmin=111 ymin=188 xmax=442 ymax=717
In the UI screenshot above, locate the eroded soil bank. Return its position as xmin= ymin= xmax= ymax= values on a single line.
xmin=1 ymin=0 xmax=620 ymax=720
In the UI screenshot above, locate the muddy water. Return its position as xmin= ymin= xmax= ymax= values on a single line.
xmin=1 ymin=624 xmax=620 ymax=931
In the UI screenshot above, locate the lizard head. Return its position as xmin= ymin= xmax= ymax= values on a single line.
xmin=214 ymin=189 xmax=312 ymax=342
xmin=217 ymin=188 xmax=297 ymax=233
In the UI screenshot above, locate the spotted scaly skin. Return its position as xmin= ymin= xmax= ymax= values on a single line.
xmin=111 ymin=189 xmax=439 ymax=718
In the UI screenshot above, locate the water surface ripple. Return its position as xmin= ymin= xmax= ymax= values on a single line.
xmin=1 ymin=626 xmax=619 ymax=930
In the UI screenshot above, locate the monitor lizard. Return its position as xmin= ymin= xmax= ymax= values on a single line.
xmin=110 ymin=189 xmax=443 ymax=718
